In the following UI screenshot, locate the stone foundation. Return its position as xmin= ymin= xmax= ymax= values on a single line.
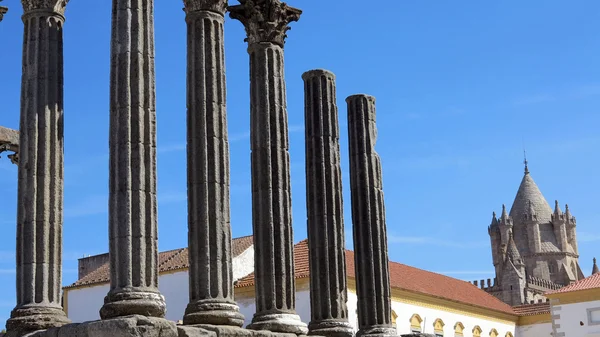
xmin=13 ymin=315 xmax=317 ymax=337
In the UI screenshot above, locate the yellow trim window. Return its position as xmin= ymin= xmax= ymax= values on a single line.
xmin=472 ymin=326 xmax=482 ymax=337
xmin=410 ymin=314 xmax=423 ymax=333
xmin=433 ymin=318 xmax=445 ymax=336
xmin=454 ymin=322 xmax=465 ymax=337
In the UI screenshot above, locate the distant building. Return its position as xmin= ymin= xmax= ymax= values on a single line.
xmin=484 ymin=164 xmax=585 ymax=306
xmin=66 ymin=239 xmax=531 ymax=337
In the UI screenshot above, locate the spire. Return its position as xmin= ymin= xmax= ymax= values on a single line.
xmin=510 ymin=170 xmax=552 ymax=223
xmin=565 ymin=204 xmax=572 ymax=218
xmin=554 ymin=200 xmax=562 ymax=216
xmin=524 ymin=150 xmax=529 ymax=175
xmin=501 ymin=204 xmax=508 ymax=220
xmin=506 ymin=231 xmax=523 ymax=266
xmin=491 ymin=212 xmax=498 ymax=226
xmin=593 ymin=258 xmax=599 ymax=275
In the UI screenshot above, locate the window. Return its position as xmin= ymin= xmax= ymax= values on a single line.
xmin=454 ymin=322 xmax=465 ymax=337
xmin=489 ymin=328 xmax=499 ymax=337
xmin=391 ymin=310 xmax=398 ymax=332
xmin=410 ymin=314 xmax=423 ymax=333
xmin=472 ymin=326 xmax=482 ymax=337
xmin=505 ymin=332 xmax=514 ymax=337
xmin=587 ymin=308 xmax=600 ymax=326
xmin=433 ymin=318 xmax=445 ymax=336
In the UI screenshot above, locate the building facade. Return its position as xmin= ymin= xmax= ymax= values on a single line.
xmin=484 ymin=165 xmax=585 ymax=306
xmin=64 ymin=239 xmax=559 ymax=337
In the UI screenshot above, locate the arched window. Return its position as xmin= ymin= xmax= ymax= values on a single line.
xmin=433 ymin=318 xmax=445 ymax=336
xmin=454 ymin=322 xmax=465 ymax=337
xmin=472 ymin=326 xmax=482 ymax=337
xmin=410 ymin=314 xmax=423 ymax=333
xmin=391 ymin=311 xmax=398 ymax=331
xmin=489 ymin=328 xmax=499 ymax=337
xmin=505 ymin=332 xmax=514 ymax=337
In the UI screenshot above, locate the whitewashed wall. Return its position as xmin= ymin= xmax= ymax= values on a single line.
xmin=553 ymin=300 xmax=600 ymax=337
xmin=346 ymin=291 xmax=516 ymax=337
xmin=66 ymin=283 xmax=109 ymax=323
xmin=516 ymin=323 xmax=553 ymax=336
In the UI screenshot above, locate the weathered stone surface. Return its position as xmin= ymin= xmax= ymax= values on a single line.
xmin=302 ymin=70 xmax=352 ymax=337
xmin=399 ymin=334 xmax=435 ymax=337
xmin=183 ymin=0 xmax=226 ymax=15
xmin=20 ymin=315 xmax=188 ymax=337
xmin=229 ymin=1 xmax=306 ymax=334
xmin=184 ymin=325 xmax=312 ymax=337
xmin=100 ymin=0 xmax=166 ymax=319
xmin=21 ymin=0 xmax=68 ymax=16
xmin=5 ymin=2 xmax=71 ymax=336
xmin=346 ymin=95 xmax=396 ymax=337
xmin=229 ymin=0 xmax=302 ymax=47
xmin=182 ymin=1 xmax=244 ymax=328
xmin=0 ymin=126 xmax=19 ymax=164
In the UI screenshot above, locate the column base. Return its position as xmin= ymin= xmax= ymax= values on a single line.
xmin=247 ymin=313 xmax=308 ymax=335
xmin=356 ymin=326 xmax=397 ymax=337
xmin=99 ymin=289 xmax=166 ymax=320
xmin=183 ymin=299 xmax=245 ymax=327
xmin=308 ymin=319 xmax=354 ymax=337
xmin=5 ymin=305 xmax=71 ymax=336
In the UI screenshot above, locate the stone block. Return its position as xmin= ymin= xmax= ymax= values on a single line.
xmin=185 ymin=325 xmax=308 ymax=337
xmin=20 ymin=315 xmax=194 ymax=337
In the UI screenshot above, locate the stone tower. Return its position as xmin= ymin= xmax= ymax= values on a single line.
xmin=484 ymin=164 xmax=584 ymax=306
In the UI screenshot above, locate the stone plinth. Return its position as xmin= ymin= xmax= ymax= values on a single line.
xmin=302 ymin=70 xmax=353 ymax=337
xmin=182 ymin=0 xmax=244 ymax=327
xmin=346 ymin=95 xmax=396 ymax=337
xmin=5 ymin=1 xmax=71 ymax=335
xmin=100 ymin=0 xmax=166 ymax=319
xmin=229 ymin=0 xmax=307 ymax=335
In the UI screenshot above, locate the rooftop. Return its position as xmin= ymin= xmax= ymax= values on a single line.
xmin=547 ymin=270 xmax=600 ymax=295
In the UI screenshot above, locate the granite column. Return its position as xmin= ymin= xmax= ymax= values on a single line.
xmin=346 ymin=95 xmax=396 ymax=337
xmin=302 ymin=70 xmax=353 ymax=337
xmin=6 ymin=2 xmax=72 ymax=335
xmin=100 ymin=0 xmax=166 ymax=319
xmin=229 ymin=0 xmax=307 ymax=334
xmin=182 ymin=0 xmax=244 ymax=327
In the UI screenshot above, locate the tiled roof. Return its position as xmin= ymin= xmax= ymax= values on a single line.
xmin=547 ymin=271 xmax=600 ymax=295
xmin=66 ymin=235 xmax=253 ymax=289
xmin=236 ymin=240 xmax=516 ymax=316
xmin=513 ymin=303 xmax=550 ymax=316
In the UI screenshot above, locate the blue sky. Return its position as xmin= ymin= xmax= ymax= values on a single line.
xmin=1 ymin=0 xmax=599 ymax=328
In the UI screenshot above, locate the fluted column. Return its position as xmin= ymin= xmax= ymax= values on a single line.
xmin=346 ymin=95 xmax=395 ymax=337
xmin=5 ymin=1 xmax=71 ymax=335
xmin=229 ymin=0 xmax=307 ymax=334
xmin=182 ymin=0 xmax=244 ymax=327
xmin=100 ymin=0 xmax=166 ymax=320
xmin=302 ymin=70 xmax=353 ymax=337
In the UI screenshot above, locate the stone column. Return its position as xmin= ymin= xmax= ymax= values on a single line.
xmin=182 ymin=0 xmax=244 ymax=327
xmin=346 ymin=95 xmax=396 ymax=337
xmin=99 ymin=0 xmax=166 ymax=320
xmin=229 ymin=1 xmax=307 ymax=334
xmin=302 ymin=70 xmax=353 ymax=337
xmin=5 ymin=1 xmax=71 ymax=335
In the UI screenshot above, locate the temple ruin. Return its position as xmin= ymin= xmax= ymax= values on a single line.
xmin=1 ymin=1 xmax=397 ymax=337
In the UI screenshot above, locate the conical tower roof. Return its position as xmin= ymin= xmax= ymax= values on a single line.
xmin=509 ymin=169 xmax=552 ymax=224
xmin=593 ymin=258 xmax=599 ymax=275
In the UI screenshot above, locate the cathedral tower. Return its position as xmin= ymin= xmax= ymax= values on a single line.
xmin=483 ymin=164 xmax=585 ymax=306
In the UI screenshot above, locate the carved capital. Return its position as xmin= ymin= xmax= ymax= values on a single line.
xmin=0 ymin=6 xmax=7 ymax=23
xmin=21 ymin=0 xmax=68 ymax=16
xmin=183 ymin=0 xmax=227 ymax=15
xmin=229 ymin=0 xmax=301 ymax=47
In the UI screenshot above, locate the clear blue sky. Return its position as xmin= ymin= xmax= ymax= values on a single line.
xmin=1 ymin=0 xmax=599 ymax=328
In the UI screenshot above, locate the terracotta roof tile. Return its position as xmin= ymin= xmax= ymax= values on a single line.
xmin=547 ymin=271 xmax=600 ymax=295
xmin=513 ymin=303 xmax=550 ymax=316
xmin=235 ymin=240 xmax=516 ymax=316
xmin=66 ymin=235 xmax=253 ymax=289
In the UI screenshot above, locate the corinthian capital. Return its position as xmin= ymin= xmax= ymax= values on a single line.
xmin=229 ymin=0 xmax=301 ymax=47
xmin=183 ymin=0 xmax=227 ymax=15
xmin=21 ymin=0 xmax=68 ymax=16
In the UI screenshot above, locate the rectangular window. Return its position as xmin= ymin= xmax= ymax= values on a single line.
xmin=588 ymin=307 xmax=600 ymax=326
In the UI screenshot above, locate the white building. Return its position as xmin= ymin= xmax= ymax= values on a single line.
xmin=545 ymin=267 xmax=600 ymax=337
xmin=64 ymin=237 xmax=586 ymax=337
